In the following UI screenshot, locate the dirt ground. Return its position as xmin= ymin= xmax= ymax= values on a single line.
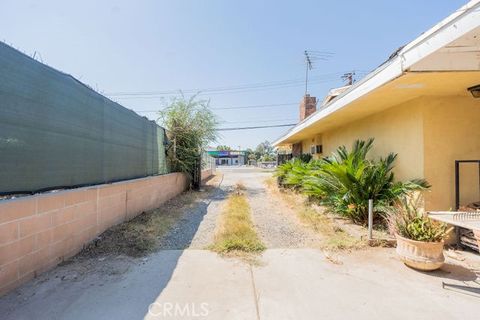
xmin=1 ymin=167 xmax=479 ymax=320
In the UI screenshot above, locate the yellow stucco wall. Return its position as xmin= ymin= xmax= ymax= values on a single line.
xmin=295 ymin=96 xmax=480 ymax=211
xmin=422 ymin=96 xmax=480 ymax=210
xmin=321 ymin=100 xmax=425 ymax=181
xmin=300 ymin=134 xmax=323 ymax=159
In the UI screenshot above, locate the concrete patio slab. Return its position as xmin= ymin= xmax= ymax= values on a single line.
xmin=254 ymin=248 xmax=479 ymax=320
xmin=2 ymin=248 xmax=478 ymax=320
xmin=144 ymin=250 xmax=257 ymax=320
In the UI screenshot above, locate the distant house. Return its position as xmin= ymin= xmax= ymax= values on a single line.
xmin=207 ymin=150 xmax=246 ymax=166
xmin=273 ymin=0 xmax=480 ymax=211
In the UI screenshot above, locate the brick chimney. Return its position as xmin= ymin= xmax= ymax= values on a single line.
xmin=299 ymin=94 xmax=317 ymax=121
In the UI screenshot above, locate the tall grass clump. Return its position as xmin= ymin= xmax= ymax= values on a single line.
xmin=211 ymin=186 xmax=265 ymax=253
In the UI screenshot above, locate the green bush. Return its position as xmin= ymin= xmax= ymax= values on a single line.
xmin=297 ymin=153 xmax=313 ymax=163
xmin=275 ymin=159 xmax=323 ymax=190
xmin=388 ymin=196 xmax=450 ymax=242
xmin=275 ymin=139 xmax=430 ymax=224
xmin=158 ymin=95 xmax=218 ymax=181
xmin=313 ymin=139 xmax=429 ymax=224
xmin=275 ymin=160 xmax=297 ymax=187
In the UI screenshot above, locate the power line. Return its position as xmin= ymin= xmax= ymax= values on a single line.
xmin=135 ymin=102 xmax=298 ymax=113
xmin=108 ymin=79 xmax=337 ymax=99
xmin=217 ymin=123 xmax=296 ymax=131
xmin=220 ymin=118 xmax=297 ymax=124
xmin=107 ymin=74 xmax=341 ymax=95
xmin=105 ymin=72 xmax=347 ymax=98
xmin=108 ymin=71 xmax=371 ymax=100
xmin=307 ymin=50 xmax=335 ymax=55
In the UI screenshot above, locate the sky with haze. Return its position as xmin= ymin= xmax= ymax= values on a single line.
xmin=0 ymin=0 xmax=467 ymax=149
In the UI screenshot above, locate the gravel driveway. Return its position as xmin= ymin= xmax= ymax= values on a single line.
xmin=157 ymin=175 xmax=227 ymax=250
xmin=215 ymin=167 xmax=322 ymax=248
xmin=157 ymin=166 xmax=322 ymax=250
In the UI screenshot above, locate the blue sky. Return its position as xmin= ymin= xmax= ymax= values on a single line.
xmin=0 ymin=0 xmax=467 ymax=149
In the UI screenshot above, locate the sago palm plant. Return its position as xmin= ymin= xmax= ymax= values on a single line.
xmin=313 ymin=139 xmax=430 ymax=224
xmin=282 ymin=160 xmax=310 ymax=190
xmin=276 ymin=159 xmax=324 ymax=191
xmin=275 ymin=160 xmax=297 ymax=187
xmin=274 ymin=139 xmax=428 ymax=225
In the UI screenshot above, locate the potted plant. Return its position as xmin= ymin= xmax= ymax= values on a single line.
xmin=388 ymin=195 xmax=452 ymax=271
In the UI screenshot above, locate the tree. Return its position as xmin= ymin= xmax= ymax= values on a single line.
xmin=255 ymin=140 xmax=275 ymax=161
xmin=216 ymin=145 xmax=232 ymax=151
xmin=158 ymin=95 xmax=218 ymax=184
xmin=259 ymin=154 xmax=276 ymax=162
xmin=244 ymin=148 xmax=255 ymax=160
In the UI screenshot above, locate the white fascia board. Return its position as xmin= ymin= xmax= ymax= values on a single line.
xmin=400 ymin=0 xmax=480 ymax=54
xmin=402 ymin=2 xmax=480 ymax=70
xmin=273 ymin=0 xmax=480 ymax=147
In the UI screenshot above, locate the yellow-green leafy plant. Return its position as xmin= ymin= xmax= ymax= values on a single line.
xmin=388 ymin=195 xmax=451 ymax=242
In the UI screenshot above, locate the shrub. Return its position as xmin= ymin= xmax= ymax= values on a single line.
xmin=275 ymin=160 xmax=297 ymax=187
xmin=275 ymin=139 xmax=430 ymax=224
xmin=282 ymin=160 xmax=310 ymax=190
xmin=275 ymin=159 xmax=323 ymax=190
xmin=388 ymin=196 xmax=451 ymax=242
xmin=158 ymin=95 xmax=218 ymax=182
xmin=297 ymin=153 xmax=312 ymax=163
xmin=311 ymin=139 xmax=430 ymax=224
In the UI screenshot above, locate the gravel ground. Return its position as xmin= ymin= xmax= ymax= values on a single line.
xmin=218 ymin=167 xmax=323 ymax=248
xmin=160 ymin=166 xmax=322 ymax=249
xmin=158 ymin=174 xmax=228 ymax=249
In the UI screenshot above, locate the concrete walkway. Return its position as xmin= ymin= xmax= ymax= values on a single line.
xmin=2 ymin=248 xmax=478 ymax=319
xmin=1 ymin=167 xmax=479 ymax=319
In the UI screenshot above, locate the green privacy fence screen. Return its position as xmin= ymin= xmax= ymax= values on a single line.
xmin=0 ymin=42 xmax=168 ymax=194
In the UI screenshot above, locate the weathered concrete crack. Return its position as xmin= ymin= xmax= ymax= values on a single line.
xmin=249 ymin=265 xmax=261 ymax=320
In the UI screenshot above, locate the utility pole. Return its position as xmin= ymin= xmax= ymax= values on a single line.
xmin=237 ymin=145 xmax=242 ymax=166
xmin=342 ymin=71 xmax=356 ymax=85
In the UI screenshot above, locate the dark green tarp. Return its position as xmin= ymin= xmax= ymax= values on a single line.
xmin=0 ymin=42 xmax=168 ymax=194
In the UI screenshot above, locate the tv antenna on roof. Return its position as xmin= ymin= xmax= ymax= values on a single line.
xmin=304 ymin=50 xmax=334 ymax=95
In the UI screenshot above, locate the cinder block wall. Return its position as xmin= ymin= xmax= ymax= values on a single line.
xmin=0 ymin=172 xmax=189 ymax=296
xmin=201 ymin=169 xmax=214 ymax=181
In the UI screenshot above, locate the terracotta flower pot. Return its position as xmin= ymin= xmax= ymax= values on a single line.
xmin=395 ymin=234 xmax=444 ymax=271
